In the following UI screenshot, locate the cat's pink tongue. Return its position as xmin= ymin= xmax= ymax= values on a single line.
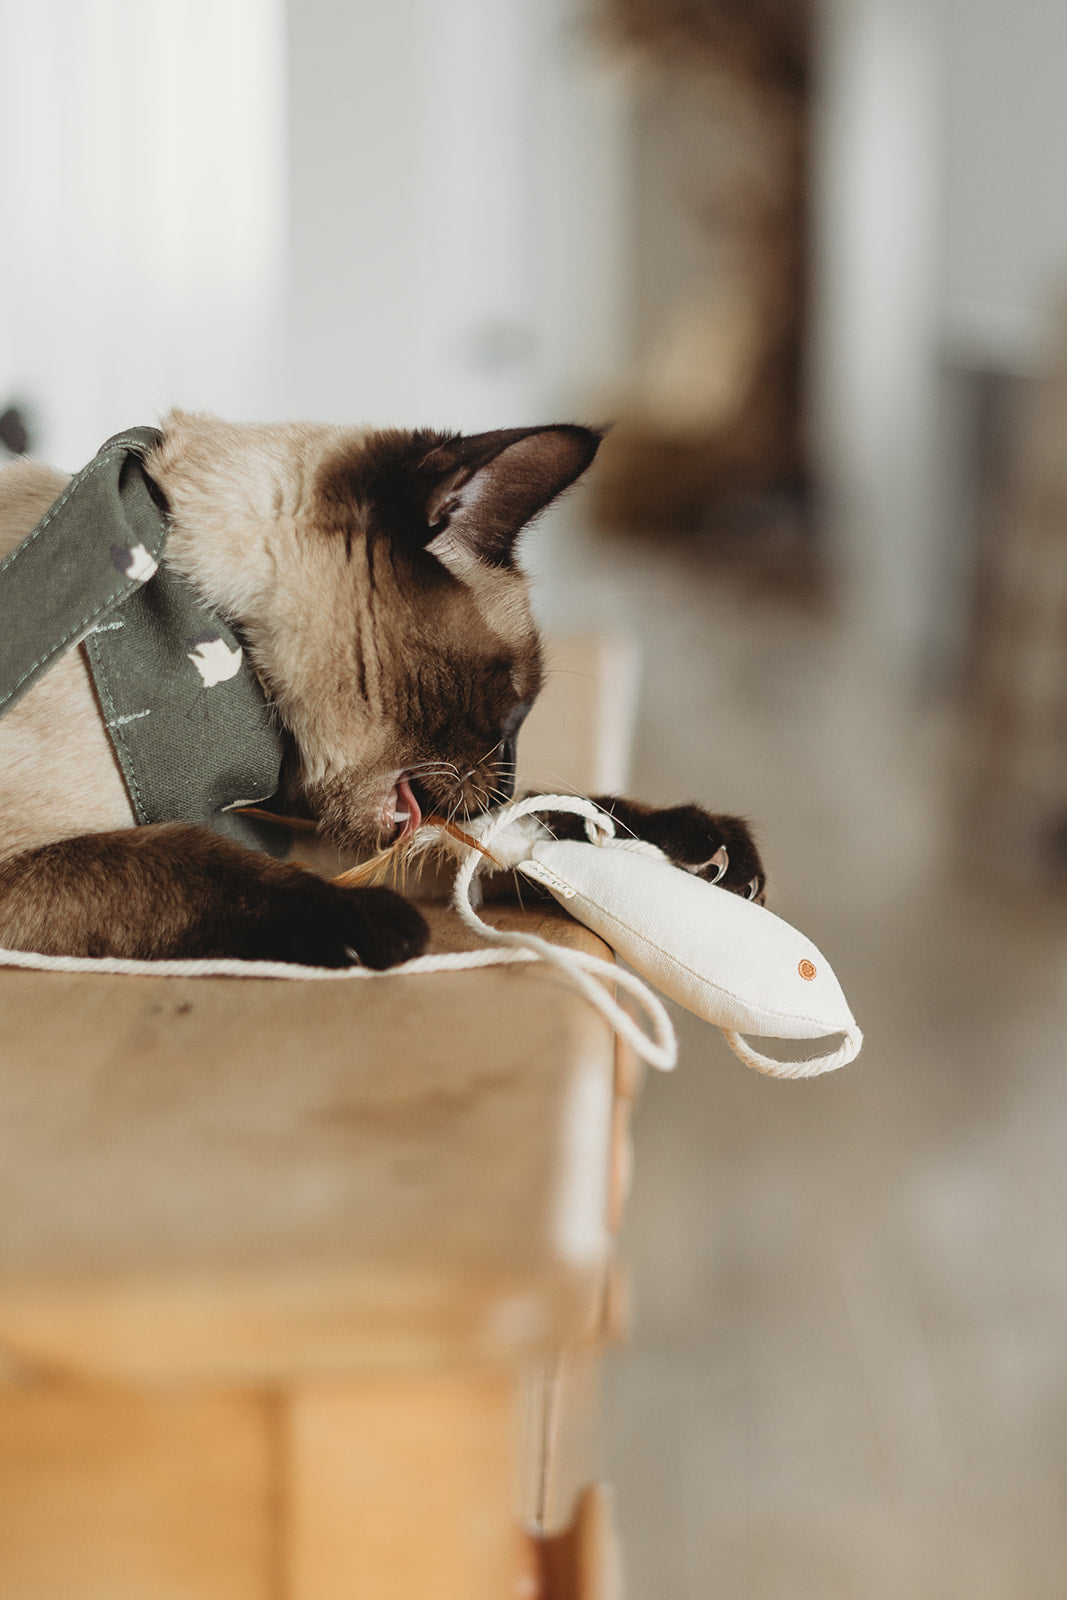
xmin=393 ymin=773 xmax=422 ymax=841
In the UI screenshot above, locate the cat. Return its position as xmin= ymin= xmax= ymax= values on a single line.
xmin=0 ymin=410 xmax=764 ymax=967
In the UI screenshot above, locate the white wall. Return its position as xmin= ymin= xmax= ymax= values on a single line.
xmin=811 ymin=0 xmax=1067 ymax=678
xmin=0 ymin=0 xmax=628 ymax=465
xmin=283 ymin=0 xmax=631 ymax=432
xmin=941 ymin=0 xmax=1067 ymax=371
xmin=0 ymin=0 xmax=287 ymax=468
xmin=810 ymin=0 xmax=942 ymax=674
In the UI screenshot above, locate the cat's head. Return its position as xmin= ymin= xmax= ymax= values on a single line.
xmin=152 ymin=413 xmax=601 ymax=850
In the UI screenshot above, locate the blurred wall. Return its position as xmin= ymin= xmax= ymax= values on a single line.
xmin=284 ymin=0 xmax=632 ymax=433
xmin=9 ymin=0 xmax=1067 ymax=672
xmin=0 ymin=0 xmax=629 ymax=466
xmin=0 ymin=0 xmax=287 ymax=467
xmin=942 ymin=0 xmax=1067 ymax=370
xmin=809 ymin=0 xmax=942 ymax=674
xmin=285 ymin=0 xmax=531 ymax=429
xmin=811 ymin=0 xmax=1067 ymax=679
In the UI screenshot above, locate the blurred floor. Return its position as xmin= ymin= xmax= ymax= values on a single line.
xmin=535 ymin=520 xmax=1067 ymax=1599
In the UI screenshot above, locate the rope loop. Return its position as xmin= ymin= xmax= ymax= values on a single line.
xmin=722 ymin=1026 xmax=864 ymax=1079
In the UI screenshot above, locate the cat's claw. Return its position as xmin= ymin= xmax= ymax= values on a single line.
xmin=597 ymin=800 xmax=765 ymax=904
xmin=526 ymin=795 xmax=767 ymax=906
xmin=701 ymin=844 xmax=729 ymax=884
xmin=334 ymin=884 xmax=429 ymax=969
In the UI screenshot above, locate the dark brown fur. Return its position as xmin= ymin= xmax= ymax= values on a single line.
xmin=0 ymin=825 xmax=427 ymax=967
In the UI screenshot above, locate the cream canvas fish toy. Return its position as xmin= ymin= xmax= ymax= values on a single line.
xmin=361 ymin=793 xmax=864 ymax=1078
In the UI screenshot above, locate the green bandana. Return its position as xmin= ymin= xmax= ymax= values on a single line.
xmin=0 ymin=428 xmax=286 ymax=851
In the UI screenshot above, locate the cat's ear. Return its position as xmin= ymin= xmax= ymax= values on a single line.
xmin=419 ymin=425 xmax=602 ymax=568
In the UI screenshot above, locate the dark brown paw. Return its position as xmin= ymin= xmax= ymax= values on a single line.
xmin=586 ymin=797 xmax=767 ymax=904
xmin=636 ymin=805 xmax=765 ymax=902
xmin=240 ymin=878 xmax=430 ymax=968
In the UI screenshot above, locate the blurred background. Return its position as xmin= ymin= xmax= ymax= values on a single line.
xmin=4 ymin=0 xmax=1067 ymax=1593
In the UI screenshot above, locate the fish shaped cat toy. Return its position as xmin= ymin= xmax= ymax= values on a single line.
xmin=408 ymin=794 xmax=864 ymax=1079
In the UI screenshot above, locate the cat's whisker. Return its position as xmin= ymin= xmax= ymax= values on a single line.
xmin=515 ymin=763 xmax=583 ymax=796
xmin=407 ymin=761 xmax=460 ymax=778
xmin=601 ymin=811 xmax=639 ymax=840
xmin=404 ymin=763 xmax=462 ymax=794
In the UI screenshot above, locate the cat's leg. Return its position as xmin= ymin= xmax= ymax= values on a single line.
xmin=529 ymin=796 xmax=766 ymax=904
xmin=0 ymin=823 xmax=428 ymax=968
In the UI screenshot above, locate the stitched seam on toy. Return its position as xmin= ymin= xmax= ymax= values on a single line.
xmin=545 ymin=868 xmax=833 ymax=1032
xmin=85 ymin=632 xmax=148 ymax=821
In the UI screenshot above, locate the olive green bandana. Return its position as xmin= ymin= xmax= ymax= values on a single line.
xmin=0 ymin=427 xmax=285 ymax=851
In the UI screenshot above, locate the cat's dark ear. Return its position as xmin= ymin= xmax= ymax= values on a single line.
xmin=419 ymin=425 xmax=602 ymax=567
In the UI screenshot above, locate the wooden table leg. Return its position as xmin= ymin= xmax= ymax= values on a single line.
xmin=284 ymin=1372 xmax=523 ymax=1600
xmin=0 ymin=1385 xmax=276 ymax=1598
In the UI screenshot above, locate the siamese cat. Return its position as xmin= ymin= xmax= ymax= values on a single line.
xmin=0 ymin=411 xmax=764 ymax=967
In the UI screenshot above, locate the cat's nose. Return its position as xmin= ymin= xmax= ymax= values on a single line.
xmin=496 ymin=737 xmax=517 ymax=801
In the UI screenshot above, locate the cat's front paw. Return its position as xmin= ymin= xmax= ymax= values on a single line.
xmin=588 ymin=797 xmax=766 ymax=903
xmin=245 ymin=878 xmax=430 ymax=969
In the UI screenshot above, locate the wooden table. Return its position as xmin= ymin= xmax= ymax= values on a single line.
xmin=0 ymin=902 xmax=637 ymax=1599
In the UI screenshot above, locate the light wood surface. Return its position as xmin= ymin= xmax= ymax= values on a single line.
xmin=287 ymin=1375 xmax=520 ymax=1600
xmin=0 ymin=1377 xmax=532 ymax=1600
xmin=0 ymin=1386 xmax=276 ymax=1599
xmin=0 ymin=900 xmax=623 ymax=1598
xmin=0 ymin=899 xmax=624 ymax=1599
xmin=0 ymin=905 xmax=616 ymax=1384
xmin=0 ymin=635 xmax=637 ymax=1597
xmin=534 ymin=1482 xmax=623 ymax=1600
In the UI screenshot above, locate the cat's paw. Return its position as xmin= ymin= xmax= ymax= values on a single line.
xmin=640 ymin=805 xmax=765 ymax=901
xmin=245 ymin=878 xmax=430 ymax=969
xmin=586 ymin=797 xmax=766 ymax=903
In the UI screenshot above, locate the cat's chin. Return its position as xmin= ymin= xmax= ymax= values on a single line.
xmin=308 ymin=769 xmax=423 ymax=853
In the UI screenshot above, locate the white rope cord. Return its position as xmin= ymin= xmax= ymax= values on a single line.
xmin=722 ymin=1026 xmax=863 ymax=1081
xmin=448 ymin=794 xmax=678 ymax=1072
xmin=0 ymin=942 xmax=540 ymax=982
